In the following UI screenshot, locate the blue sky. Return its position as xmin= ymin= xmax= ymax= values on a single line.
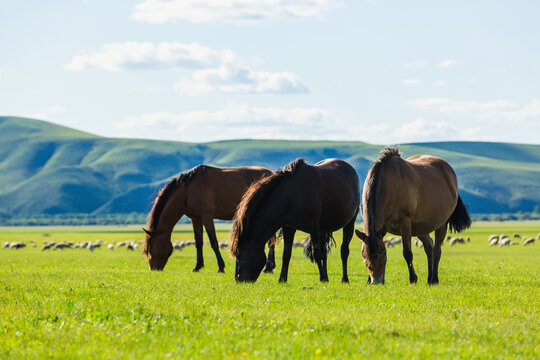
xmin=1 ymin=0 xmax=539 ymax=144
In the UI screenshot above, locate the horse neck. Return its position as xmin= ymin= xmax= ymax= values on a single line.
xmin=155 ymin=186 xmax=187 ymax=234
xmin=245 ymin=189 xmax=287 ymax=247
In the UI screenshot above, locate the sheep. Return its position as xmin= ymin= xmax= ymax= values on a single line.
xmin=108 ymin=244 xmax=114 ymax=250
xmin=524 ymin=238 xmax=535 ymax=246
xmin=466 ymin=236 xmax=470 ymax=242
xmin=88 ymin=242 xmax=101 ymax=251
xmin=184 ymin=240 xmax=196 ymax=246
xmin=391 ymin=237 xmax=402 ymax=246
xmin=218 ymin=241 xmax=228 ymax=249
xmin=10 ymin=242 xmax=26 ymax=249
xmin=413 ymin=238 xmax=423 ymax=248
xmin=488 ymin=234 xmax=499 ymax=243
xmin=41 ymin=241 xmax=56 ymax=251
xmin=292 ymin=241 xmax=305 ymax=248
xmin=2 ymin=241 xmax=9 ymax=249
xmin=510 ymin=241 xmax=520 ymax=246
xmin=498 ymin=238 xmax=511 ymax=247
xmin=125 ymin=241 xmax=138 ymax=251
xmin=489 ymin=238 xmax=499 ymax=247
xmin=115 ymin=241 xmax=126 ymax=249
xmin=513 ymin=233 xmax=521 ymax=238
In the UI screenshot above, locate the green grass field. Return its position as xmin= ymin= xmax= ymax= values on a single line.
xmin=0 ymin=222 xmax=539 ymax=359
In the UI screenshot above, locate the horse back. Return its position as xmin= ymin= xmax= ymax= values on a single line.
xmin=287 ymin=159 xmax=359 ymax=231
xmin=185 ymin=166 xmax=272 ymax=220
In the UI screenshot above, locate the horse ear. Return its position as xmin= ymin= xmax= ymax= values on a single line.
xmin=142 ymin=228 xmax=152 ymax=236
xmin=355 ymin=229 xmax=368 ymax=242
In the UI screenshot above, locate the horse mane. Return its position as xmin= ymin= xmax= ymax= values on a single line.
xmin=364 ymin=146 xmax=401 ymax=254
xmin=143 ymin=165 xmax=205 ymax=255
xmin=229 ymin=158 xmax=305 ymax=257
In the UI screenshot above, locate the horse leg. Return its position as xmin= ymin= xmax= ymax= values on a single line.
xmin=341 ymin=218 xmax=355 ymax=283
xmin=279 ymin=226 xmax=296 ymax=283
xmin=263 ymin=233 xmax=277 ymax=273
xmin=191 ymin=217 xmax=204 ymax=272
xmin=418 ymin=234 xmax=434 ymax=284
xmin=400 ymin=220 xmax=417 ymax=284
xmin=311 ymin=226 xmax=329 ymax=282
xmin=202 ymin=218 xmax=225 ymax=273
xmin=432 ymin=224 xmax=447 ymax=284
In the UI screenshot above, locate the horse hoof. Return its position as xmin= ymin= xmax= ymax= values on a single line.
xmin=263 ymin=268 xmax=273 ymax=274
xmin=278 ymin=277 xmax=287 ymax=283
xmin=217 ymin=268 xmax=225 ymax=273
xmin=192 ymin=266 xmax=203 ymax=272
xmin=410 ymin=276 xmax=418 ymax=284
xmin=320 ymin=277 xmax=329 ymax=283
xmin=341 ymin=277 xmax=349 ymax=283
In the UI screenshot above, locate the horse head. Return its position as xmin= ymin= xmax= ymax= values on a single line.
xmin=234 ymin=239 xmax=267 ymax=282
xmin=355 ymin=228 xmax=387 ymax=284
xmin=143 ymin=228 xmax=173 ymax=271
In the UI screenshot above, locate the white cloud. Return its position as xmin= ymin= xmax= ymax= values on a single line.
xmin=403 ymin=60 xmax=425 ymax=70
xmin=174 ymin=65 xmax=308 ymax=95
xmin=118 ymin=105 xmax=332 ymax=141
xmin=439 ymin=59 xmax=458 ymax=68
xmin=432 ymin=80 xmax=447 ymax=87
xmin=350 ymin=118 xmax=483 ymax=144
xmin=131 ymin=0 xmax=342 ymax=25
xmin=407 ymin=97 xmax=540 ymax=125
xmin=65 ymin=42 xmax=237 ymax=72
xmin=403 ymin=78 xmax=421 ymax=87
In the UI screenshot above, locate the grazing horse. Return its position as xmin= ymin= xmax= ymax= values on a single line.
xmin=229 ymin=158 xmax=360 ymax=283
xmin=355 ymin=147 xmax=471 ymax=284
xmin=143 ymin=165 xmax=278 ymax=272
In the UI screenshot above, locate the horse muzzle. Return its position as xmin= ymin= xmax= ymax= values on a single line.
xmin=370 ymin=275 xmax=385 ymax=284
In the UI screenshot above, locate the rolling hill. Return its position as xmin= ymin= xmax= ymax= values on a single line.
xmin=0 ymin=116 xmax=539 ymax=217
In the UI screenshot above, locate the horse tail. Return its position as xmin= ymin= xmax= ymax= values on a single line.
xmin=448 ymin=195 xmax=472 ymax=233
xmin=303 ymin=233 xmax=336 ymax=263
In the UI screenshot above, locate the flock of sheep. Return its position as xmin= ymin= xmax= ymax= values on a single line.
xmin=383 ymin=235 xmax=470 ymax=248
xmin=488 ymin=233 xmax=537 ymax=247
xmin=2 ymin=232 xmax=538 ymax=252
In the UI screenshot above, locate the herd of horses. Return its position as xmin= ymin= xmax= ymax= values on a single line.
xmin=143 ymin=147 xmax=471 ymax=285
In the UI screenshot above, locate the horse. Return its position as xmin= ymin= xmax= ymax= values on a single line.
xmin=143 ymin=165 xmax=278 ymax=272
xmin=229 ymin=158 xmax=360 ymax=283
xmin=355 ymin=147 xmax=471 ymax=284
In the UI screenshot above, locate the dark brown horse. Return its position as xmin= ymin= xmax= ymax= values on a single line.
xmin=355 ymin=147 xmax=471 ymax=284
xmin=143 ymin=165 xmax=277 ymax=272
xmin=229 ymin=158 xmax=360 ymax=283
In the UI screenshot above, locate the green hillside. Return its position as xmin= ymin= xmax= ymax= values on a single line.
xmin=0 ymin=116 xmax=539 ymax=217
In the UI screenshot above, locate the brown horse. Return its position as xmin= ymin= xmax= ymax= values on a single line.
xmin=229 ymin=158 xmax=360 ymax=283
xmin=143 ymin=165 xmax=277 ymax=272
xmin=355 ymin=147 xmax=471 ymax=284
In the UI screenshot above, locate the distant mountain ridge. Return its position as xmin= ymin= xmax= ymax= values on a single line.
xmin=0 ymin=116 xmax=539 ymax=216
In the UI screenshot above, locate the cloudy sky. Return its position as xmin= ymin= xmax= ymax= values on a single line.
xmin=1 ymin=1 xmax=539 ymax=144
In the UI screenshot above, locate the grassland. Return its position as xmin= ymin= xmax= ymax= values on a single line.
xmin=0 ymin=222 xmax=539 ymax=359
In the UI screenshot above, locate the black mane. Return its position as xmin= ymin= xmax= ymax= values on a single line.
xmin=147 ymin=165 xmax=205 ymax=231
xmin=365 ymin=147 xmax=401 ymax=254
xmin=229 ymin=158 xmax=305 ymax=256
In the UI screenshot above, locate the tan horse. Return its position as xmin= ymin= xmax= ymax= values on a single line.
xmin=143 ymin=165 xmax=276 ymax=272
xmin=355 ymin=147 xmax=471 ymax=284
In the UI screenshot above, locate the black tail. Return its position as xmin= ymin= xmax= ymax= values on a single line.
xmin=448 ymin=195 xmax=472 ymax=233
xmin=303 ymin=233 xmax=336 ymax=263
